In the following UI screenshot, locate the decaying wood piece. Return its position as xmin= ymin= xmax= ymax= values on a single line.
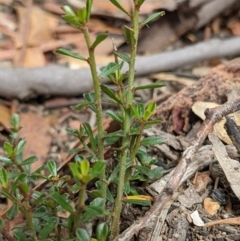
xmin=114 ymin=98 xmax=240 ymax=241
xmin=154 ymin=58 xmax=240 ymax=132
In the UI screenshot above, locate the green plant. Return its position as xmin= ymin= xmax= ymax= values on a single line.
xmin=0 ymin=1 xmax=165 ymax=240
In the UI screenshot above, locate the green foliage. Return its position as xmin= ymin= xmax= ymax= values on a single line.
xmin=0 ymin=0 xmax=166 ymax=240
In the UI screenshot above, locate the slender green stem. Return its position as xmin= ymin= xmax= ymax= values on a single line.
xmin=81 ymin=26 xmax=106 ymax=200
xmin=74 ymin=183 xmax=86 ymax=231
xmin=110 ymin=7 xmax=140 ymax=240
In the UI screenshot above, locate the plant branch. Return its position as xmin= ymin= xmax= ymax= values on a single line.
xmin=110 ymin=5 xmax=140 ymax=240
xmin=81 ymin=26 xmax=106 ymax=200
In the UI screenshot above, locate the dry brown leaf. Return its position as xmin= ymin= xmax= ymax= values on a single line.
xmin=0 ymin=104 xmax=11 ymax=131
xmin=19 ymin=111 xmax=52 ymax=172
xmin=15 ymin=6 xmax=58 ymax=48
xmin=205 ymin=216 xmax=240 ymax=227
xmin=203 ymin=197 xmax=220 ymax=216
xmin=192 ymin=171 xmax=212 ymax=194
xmin=209 ymin=132 xmax=240 ymax=200
xmin=192 ymin=101 xmax=240 ymax=144
xmin=13 ymin=47 xmax=46 ymax=68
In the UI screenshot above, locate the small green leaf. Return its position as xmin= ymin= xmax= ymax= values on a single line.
xmin=100 ymin=85 xmax=122 ymax=104
xmin=61 ymin=6 xmax=81 ymax=28
xmin=80 ymin=159 xmax=90 ymax=176
xmin=146 ymin=117 xmax=162 ymax=125
xmin=0 ymin=156 xmax=11 ymax=164
xmin=51 ymin=192 xmax=73 ymax=214
xmin=86 ymin=0 xmax=93 ymax=21
xmin=62 ymin=5 xmax=76 ymax=16
xmin=76 ymin=228 xmax=91 ymax=241
xmin=141 ymin=136 xmax=164 ymax=146
xmin=99 ymin=62 xmax=123 ymax=78
xmin=21 ymin=156 xmax=37 ymax=165
xmin=91 ymin=31 xmax=108 ymax=49
xmin=77 ymin=8 xmax=87 ymax=23
xmin=124 ymin=26 xmax=135 ymax=45
xmin=83 ymin=93 xmax=96 ymax=112
xmin=0 ymin=169 xmax=8 ymax=188
xmin=56 ymin=48 xmax=86 ymax=61
xmin=83 ymin=92 xmax=95 ymax=102
xmin=131 ymin=103 xmax=145 ymax=120
xmin=83 ymin=123 xmax=97 ymax=151
xmin=18 ymin=182 xmax=29 ymax=194
xmin=6 ymin=204 xmax=19 ymax=220
xmin=144 ymin=101 xmax=156 ymax=120
xmin=140 ymin=11 xmax=165 ymax=28
xmin=150 ymin=166 xmax=164 ymax=180
xmin=47 ymin=161 xmax=57 ymax=176
xmin=135 ymin=165 xmax=153 ymax=178
xmin=33 ymin=206 xmax=48 ymax=218
xmin=15 ymin=139 xmax=26 ymax=155
xmin=91 ymin=161 xmax=105 ymax=179
xmin=113 ymin=51 xmax=130 ymax=63
xmin=4 ymin=142 xmax=13 ymax=156
xmin=135 ymin=82 xmax=166 ymax=91
xmin=106 ymin=110 xmax=122 ymax=123
xmin=109 ymin=0 xmax=130 ymax=16
xmin=13 ymin=229 xmax=27 ymax=241
xmin=106 ymin=187 xmax=114 ymax=203
xmin=96 ymin=222 xmax=109 ymax=241
xmin=71 ymin=101 xmax=92 ymax=111
xmin=38 ymin=217 xmax=59 ymax=239
xmin=0 ymin=217 xmax=4 ymax=231
xmin=83 ymin=206 xmax=104 ymax=223
xmin=11 ymin=114 xmax=20 ymax=129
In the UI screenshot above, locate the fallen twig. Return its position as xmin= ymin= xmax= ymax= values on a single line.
xmin=1 ymin=37 xmax=240 ymax=99
xmin=114 ymin=98 xmax=240 ymax=241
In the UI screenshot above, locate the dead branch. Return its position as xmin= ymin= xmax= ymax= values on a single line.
xmin=1 ymin=37 xmax=240 ymax=99
xmin=114 ymin=98 xmax=240 ymax=241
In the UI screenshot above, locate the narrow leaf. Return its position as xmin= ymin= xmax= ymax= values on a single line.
xmin=71 ymin=101 xmax=92 ymax=111
xmin=15 ymin=140 xmax=26 ymax=155
xmin=91 ymin=161 xmax=105 ymax=179
xmin=33 ymin=206 xmax=47 ymax=218
xmin=0 ymin=156 xmax=11 ymax=164
xmin=76 ymin=228 xmax=91 ymax=241
xmin=106 ymin=110 xmax=122 ymax=123
xmin=100 ymin=85 xmax=122 ymax=104
xmin=82 ymin=206 xmax=103 ymax=222
xmin=80 ymin=159 xmax=90 ymax=176
xmin=144 ymin=101 xmax=156 ymax=120
xmin=140 ymin=11 xmax=165 ymax=28
xmin=91 ymin=31 xmax=108 ymax=49
xmin=47 ymin=161 xmax=57 ymax=176
xmin=51 ymin=192 xmax=73 ymax=214
xmin=11 ymin=114 xmax=20 ymax=129
xmin=38 ymin=217 xmax=59 ymax=239
xmin=6 ymin=204 xmax=19 ymax=220
xmin=21 ymin=156 xmax=37 ymax=165
xmin=83 ymin=123 xmax=96 ymax=151
xmin=77 ymin=8 xmax=87 ymax=23
xmin=0 ymin=169 xmax=8 ymax=188
xmin=109 ymin=0 xmax=130 ymax=16
xmin=96 ymin=222 xmax=109 ymax=241
xmin=113 ymin=51 xmax=130 ymax=63
xmin=141 ymin=136 xmax=164 ymax=146
xmin=56 ymin=48 xmax=86 ymax=61
xmin=13 ymin=229 xmax=27 ymax=241
xmin=135 ymin=82 xmax=166 ymax=91
xmin=99 ymin=62 xmax=123 ymax=78
xmin=86 ymin=0 xmax=93 ymax=21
